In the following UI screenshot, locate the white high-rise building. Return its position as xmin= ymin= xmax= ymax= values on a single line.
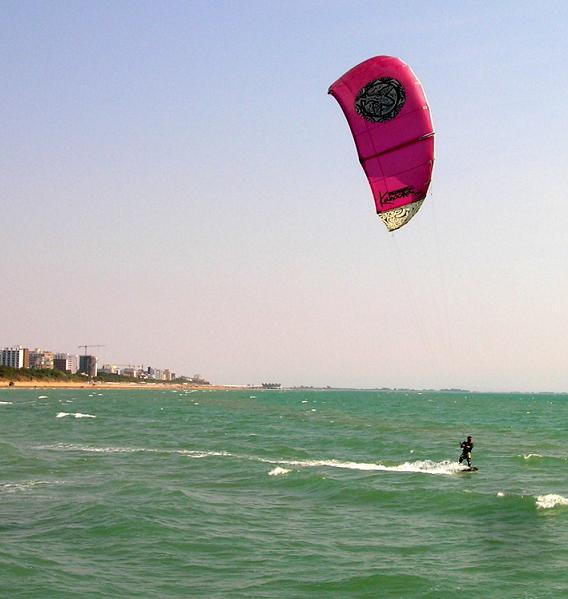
xmin=1 ymin=346 xmax=26 ymax=369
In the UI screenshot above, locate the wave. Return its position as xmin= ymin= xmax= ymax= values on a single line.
xmin=535 ymin=494 xmax=568 ymax=510
xmin=0 ymin=401 xmax=13 ymax=405
xmin=56 ymin=412 xmax=96 ymax=419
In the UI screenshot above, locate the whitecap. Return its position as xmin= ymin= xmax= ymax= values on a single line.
xmin=0 ymin=401 xmax=13 ymax=405
xmin=1 ymin=480 xmax=61 ymax=493
xmin=269 ymin=467 xmax=290 ymax=476
xmin=37 ymin=395 xmax=48 ymax=399
xmin=497 ymin=491 xmax=505 ymax=497
xmin=536 ymin=494 xmax=568 ymax=510
xmin=56 ymin=412 xmax=96 ymax=419
xmin=523 ymin=453 xmax=543 ymax=460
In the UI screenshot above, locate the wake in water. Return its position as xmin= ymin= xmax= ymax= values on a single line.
xmin=35 ymin=444 xmax=469 ymax=476
xmin=21 ymin=444 xmax=568 ymax=511
xmin=35 ymin=443 xmax=230 ymax=458
xmin=261 ymin=457 xmax=469 ymax=476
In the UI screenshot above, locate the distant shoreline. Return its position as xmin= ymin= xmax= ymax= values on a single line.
xmin=0 ymin=380 xmax=240 ymax=391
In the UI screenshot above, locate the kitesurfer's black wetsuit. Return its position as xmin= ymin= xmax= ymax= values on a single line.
xmin=459 ymin=440 xmax=474 ymax=467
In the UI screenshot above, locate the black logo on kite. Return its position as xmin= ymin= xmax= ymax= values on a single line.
xmin=355 ymin=77 xmax=406 ymax=123
xmin=379 ymin=186 xmax=424 ymax=206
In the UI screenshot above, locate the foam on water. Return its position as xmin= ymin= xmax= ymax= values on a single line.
xmin=268 ymin=467 xmax=291 ymax=476
xmin=179 ymin=450 xmax=231 ymax=458
xmin=0 ymin=401 xmax=13 ymax=405
xmin=262 ymin=457 xmax=467 ymax=476
xmin=35 ymin=443 xmax=230 ymax=458
xmin=38 ymin=443 xmax=140 ymax=453
xmin=0 ymin=480 xmax=61 ymax=493
xmin=56 ymin=412 xmax=96 ymax=419
xmin=535 ymin=494 xmax=568 ymax=510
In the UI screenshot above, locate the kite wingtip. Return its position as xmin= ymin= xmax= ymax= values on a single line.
xmin=378 ymin=199 xmax=425 ymax=232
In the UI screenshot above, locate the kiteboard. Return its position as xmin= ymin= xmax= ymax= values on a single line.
xmin=459 ymin=466 xmax=478 ymax=473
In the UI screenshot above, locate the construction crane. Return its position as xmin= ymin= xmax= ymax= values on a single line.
xmin=78 ymin=344 xmax=105 ymax=356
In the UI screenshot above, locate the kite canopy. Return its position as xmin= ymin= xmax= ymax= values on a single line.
xmin=329 ymin=56 xmax=435 ymax=231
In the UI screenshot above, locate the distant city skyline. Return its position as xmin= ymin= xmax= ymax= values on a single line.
xmin=3 ymin=1 xmax=568 ymax=391
xmin=0 ymin=344 xmax=192 ymax=382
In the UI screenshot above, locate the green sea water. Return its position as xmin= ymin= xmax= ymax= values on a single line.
xmin=1 ymin=388 xmax=568 ymax=598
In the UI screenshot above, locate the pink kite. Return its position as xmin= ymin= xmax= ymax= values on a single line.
xmin=329 ymin=56 xmax=435 ymax=231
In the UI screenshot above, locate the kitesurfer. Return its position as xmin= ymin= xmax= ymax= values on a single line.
xmin=458 ymin=436 xmax=474 ymax=467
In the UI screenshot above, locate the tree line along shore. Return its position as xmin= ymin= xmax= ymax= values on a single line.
xmin=0 ymin=366 xmax=212 ymax=388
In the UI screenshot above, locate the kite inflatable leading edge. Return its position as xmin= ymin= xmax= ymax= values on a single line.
xmin=329 ymin=56 xmax=435 ymax=231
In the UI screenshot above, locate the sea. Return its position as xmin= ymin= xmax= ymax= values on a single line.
xmin=1 ymin=388 xmax=567 ymax=598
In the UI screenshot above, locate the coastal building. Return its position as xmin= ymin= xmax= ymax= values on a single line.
xmin=120 ymin=367 xmax=138 ymax=378
xmin=100 ymin=364 xmax=119 ymax=374
xmin=261 ymin=383 xmax=282 ymax=389
xmin=79 ymin=355 xmax=97 ymax=377
xmin=29 ymin=349 xmax=54 ymax=370
xmin=54 ymin=353 xmax=79 ymax=374
xmin=1 ymin=346 xmax=28 ymax=369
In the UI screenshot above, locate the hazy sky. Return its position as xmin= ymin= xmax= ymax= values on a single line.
xmin=3 ymin=1 xmax=568 ymax=391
